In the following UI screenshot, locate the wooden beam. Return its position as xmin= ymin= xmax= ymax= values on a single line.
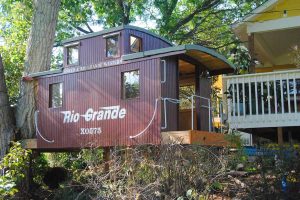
xmin=21 ymin=139 xmax=37 ymax=149
xmin=195 ymin=66 xmax=201 ymax=130
xmin=103 ymin=147 xmax=110 ymax=173
xmin=277 ymin=127 xmax=283 ymax=145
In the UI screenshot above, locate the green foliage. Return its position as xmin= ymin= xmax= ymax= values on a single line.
xmin=0 ymin=142 xmax=31 ymax=198
xmin=0 ymin=0 xmax=32 ymax=103
xmin=92 ymin=0 xmax=147 ymax=27
xmin=32 ymin=153 xmax=49 ymax=185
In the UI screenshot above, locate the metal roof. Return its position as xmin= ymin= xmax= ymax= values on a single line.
xmin=62 ymin=25 xmax=173 ymax=46
xmin=29 ymin=45 xmax=234 ymax=78
xmin=123 ymin=44 xmax=235 ymax=75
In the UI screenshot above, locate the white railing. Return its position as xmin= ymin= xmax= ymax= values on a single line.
xmin=223 ymin=69 xmax=300 ymax=129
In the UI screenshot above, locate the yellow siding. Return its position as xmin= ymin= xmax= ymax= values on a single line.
xmin=255 ymin=0 xmax=300 ymax=22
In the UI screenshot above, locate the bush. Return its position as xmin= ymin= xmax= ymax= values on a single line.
xmin=0 ymin=142 xmax=31 ymax=198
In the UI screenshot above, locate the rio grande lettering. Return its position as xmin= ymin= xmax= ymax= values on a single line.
xmin=61 ymin=106 xmax=126 ymax=123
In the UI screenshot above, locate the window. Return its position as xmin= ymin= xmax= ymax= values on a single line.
xmin=130 ymin=35 xmax=142 ymax=53
xmin=67 ymin=45 xmax=79 ymax=65
xmin=122 ymin=70 xmax=140 ymax=99
xmin=49 ymin=83 xmax=63 ymax=108
xmin=106 ymin=35 xmax=119 ymax=57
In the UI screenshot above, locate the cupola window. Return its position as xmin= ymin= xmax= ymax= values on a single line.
xmin=66 ymin=45 xmax=79 ymax=65
xmin=130 ymin=35 xmax=142 ymax=53
xmin=106 ymin=35 xmax=119 ymax=57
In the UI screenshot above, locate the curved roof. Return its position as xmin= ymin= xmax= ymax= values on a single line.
xmin=123 ymin=44 xmax=235 ymax=75
xmin=62 ymin=25 xmax=173 ymax=46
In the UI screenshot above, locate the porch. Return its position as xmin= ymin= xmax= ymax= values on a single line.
xmin=224 ymin=69 xmax=300 ymax=129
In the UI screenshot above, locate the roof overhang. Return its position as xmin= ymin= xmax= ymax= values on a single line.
xmin=62 ymin=25 xmax=173 ymax=46
xmin=232 ymin=0 xmax=279 ymax=41
xmin=122 ymin=44 xmax=235 ymax=75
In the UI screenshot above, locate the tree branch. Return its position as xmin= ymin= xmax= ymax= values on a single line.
xmin=85 ymin=23 xmax=94 ymax=33
xmin=168 ymin=0 xmax=221 ymax=34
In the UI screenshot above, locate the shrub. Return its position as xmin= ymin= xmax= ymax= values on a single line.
xmin=0 ymin=142 xmax=31 ymax=198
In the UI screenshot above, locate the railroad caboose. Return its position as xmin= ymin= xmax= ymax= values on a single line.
xmin=27 ymin=25 xmax=234 ymax=150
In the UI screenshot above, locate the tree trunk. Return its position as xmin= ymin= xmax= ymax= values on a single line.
xmin=0 ymin=54 xmax=14 ymax=158
xmin=16 ymin=0 xmax=61 ymax=139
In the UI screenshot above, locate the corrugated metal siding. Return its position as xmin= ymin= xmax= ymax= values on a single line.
xmin=64 ymin=31 xmax=122 ymax=67
xmin=123 ymin=29 xmax=171 ymax=54
xmin=161 ymin=56 xmax=178 ymax=131
xmin=63 ymin=28 xmax=171 ymax=68
xmin=37 ymin=58 xmax=161 ymax=149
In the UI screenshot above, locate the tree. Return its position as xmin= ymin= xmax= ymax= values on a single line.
xmin=92 ymin=0 xmax=147 ymax=27
xmin=15 ymin=0 xmax=61 ymax=139
xmin=0 ymin=55 xmax=14 ymax=158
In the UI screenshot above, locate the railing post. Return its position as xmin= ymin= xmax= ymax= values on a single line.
xmin=293 ymin=78 xmax=297 ymax=113
xmin=208 ymin=99 xmax=211 ymax=132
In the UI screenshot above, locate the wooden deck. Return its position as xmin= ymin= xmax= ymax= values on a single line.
xmin=162 ymin=130 xmax=229 ymax=147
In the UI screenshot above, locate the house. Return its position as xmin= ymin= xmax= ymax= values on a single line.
xmin=223 ymin=0 xmax=300 ymax=144
xmin=25 ymin=25 xmax=234 ymax=150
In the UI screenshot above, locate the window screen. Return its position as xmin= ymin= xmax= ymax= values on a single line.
xmin=67 ymin=45 xmax=79 ymax=65
xmin=130 ymin=35 xmax=142 ymax=53
xmin=122 ymin=70 xmax=140 ymax=99
xmin=106 ymin=35 xmax=119 ymax=57
xmin=49 ymin=83 xmax=63 ymax=108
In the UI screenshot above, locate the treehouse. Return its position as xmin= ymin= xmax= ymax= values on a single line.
xmin=25 ymin=25 xmax=234 ymax=150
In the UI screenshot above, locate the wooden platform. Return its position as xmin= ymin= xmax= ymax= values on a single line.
xmin=21 ymin=130 xmax=229 ymax=149
xmin=161 ymin=130 xmax=229 ymax=147
xmin=21 ymin=139 xmax=37 ymax=149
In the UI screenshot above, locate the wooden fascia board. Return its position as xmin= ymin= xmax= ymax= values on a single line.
xmin=247 ymin=16 xmax=300 ymax=34
xmin=243 ymin=0 xmax=278 ymax=22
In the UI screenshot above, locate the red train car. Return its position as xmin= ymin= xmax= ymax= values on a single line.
xmin=28 ymin=25 xmax=234 ymax=150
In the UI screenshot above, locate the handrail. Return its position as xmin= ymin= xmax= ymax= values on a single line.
xmin=34 ymin=110 xmax=54 ymax=143
xmin=129 ymin=98 xmax=159 ymax=139
xmin=191 ymin=95 xmax=212 ymax=131
xmin=161 ymin=60 xmax=166 ymax=83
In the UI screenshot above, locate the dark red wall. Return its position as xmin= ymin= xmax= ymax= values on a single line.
xmin=123 ymin=29 xmax=171 ymax=54
xmin=37 ymin=58 xmax=161 ymax=149
xmin=63 ymin=28 xmax=172 ymax=67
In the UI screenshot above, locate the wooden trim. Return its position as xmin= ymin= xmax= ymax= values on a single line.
xmin=161 ymin=130 xmax=229 ymax=147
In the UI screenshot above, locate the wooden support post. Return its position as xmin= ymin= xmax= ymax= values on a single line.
xmin=288 ymin=130 xmax=293 ymax=146
xmin=248 ymin=33 xmax=255 ymax=73
xmin=103 ymin=147 xmax=110 ymax=173
xmin=195 ymin=66 xmax=201 ymax=130
xmin=277 ymin=127 xmax=283 ymax=145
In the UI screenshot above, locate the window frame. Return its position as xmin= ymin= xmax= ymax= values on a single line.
xmin=49 ymin=82 xmax=64 ymax=109
xmin=129 ymin=34 xmax=142 ymax=53
xmin=104 ymin=33 xmax=120 ymax=59
xmin=65 ymin=43 xmax=80 ymax=67
xmin=121 ymin=69 xmax=141 ymax=100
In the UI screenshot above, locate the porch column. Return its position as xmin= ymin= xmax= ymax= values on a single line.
xmin=248 ymin=33 xmax=255 ymax=73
